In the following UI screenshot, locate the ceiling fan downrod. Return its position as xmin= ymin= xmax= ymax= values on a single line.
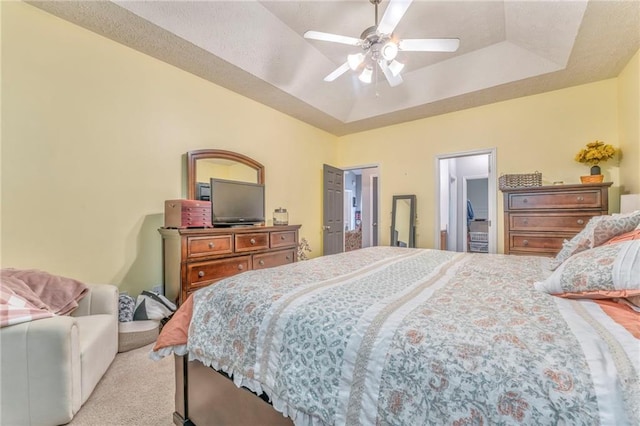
xmin=360 ymin=0 xmax=386 ymax=52
xmin=371 ymin=0 xmax=381 ymax=26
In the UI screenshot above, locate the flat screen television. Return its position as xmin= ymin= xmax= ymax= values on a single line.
xmin=209 ymin=178 xmax=265 ymax=226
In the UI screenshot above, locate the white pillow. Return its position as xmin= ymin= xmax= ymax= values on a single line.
xmin=536 ymin=240 xmax=640 ymax=299
xmin=549 ymin=211 xmax=640 ymax=270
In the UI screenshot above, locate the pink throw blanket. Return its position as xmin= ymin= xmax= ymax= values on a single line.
xmin=0 ymin=269 xmax=89 ymax=327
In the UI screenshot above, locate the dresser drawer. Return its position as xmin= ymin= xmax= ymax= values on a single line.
xmin=508 ymin=190 xmax=603 ymax=210
xmin=187 ymin=235 xmax=233 ymax=258
xmin=253 ymin=249 xmax=295 ymax=270
xmin=235 ymin=233 xmax=269 ymax=252
xmin=186 ymin=256 xmax=251 ymax=288
xmin=160 ymin=225 xmax=301 ymax=306
xmin=509 ymin=213 xmax=599 ymax=232
xmin=270 ymin=230 xmax=297 ymax=248
xmin=508 ymin=233 xmax=571 ymax=254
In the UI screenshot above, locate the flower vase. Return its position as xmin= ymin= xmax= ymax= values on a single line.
xmin=581 ymin=165 xmax=604 ymax=183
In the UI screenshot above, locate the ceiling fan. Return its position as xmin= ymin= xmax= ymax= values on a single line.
xmin=304 ymin=0 xmax=460 ymax=87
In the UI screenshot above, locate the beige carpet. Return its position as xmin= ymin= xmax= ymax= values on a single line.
xmin=68 ymin=343 xmax=174 ymax=426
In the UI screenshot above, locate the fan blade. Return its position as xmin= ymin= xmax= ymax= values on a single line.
xmin=377 ymin=0 xmax=413 ymax=35
xmin=399 ymin=38 xmax=460 ymax=52
xmin=304 ymin=31 xmax=361 ymax=46
xmin=379 ymin=61 xmax=403 ymax=87
xmin=324 ymin=62 xmax=351 ymax=82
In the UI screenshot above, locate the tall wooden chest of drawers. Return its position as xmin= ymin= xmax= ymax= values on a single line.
xmin=502 ymin=182 xmax=611 ymax=256
xmin=159 ymin=225 xmax=300 ymax=304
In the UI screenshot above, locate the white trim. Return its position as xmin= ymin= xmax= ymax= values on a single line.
xmin=434 ymin=148 xmax=497 ymax=254
xmin=342 ymin=164 xmax=381 ymax=248
xmin=342 ymin=163 xmax=380 ymax=172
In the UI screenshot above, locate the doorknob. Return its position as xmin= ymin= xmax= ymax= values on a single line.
xmin=323 ymin=226 xmax=331 ymax=231
xmin=372 ymin=223 xmax=377 ymax=226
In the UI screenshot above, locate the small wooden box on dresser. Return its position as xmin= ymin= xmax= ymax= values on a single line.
xmin=159 ymin=225 xmax=300 ymax=305
xmin=502 ymin=182 xmax=612 ymax=256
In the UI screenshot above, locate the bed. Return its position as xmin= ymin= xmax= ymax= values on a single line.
xmin=152 ymin=216 xmax=640 ymax=426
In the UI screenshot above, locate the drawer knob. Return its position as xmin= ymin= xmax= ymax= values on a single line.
xmin=208 ymin=242 xmax=215 ymax=248
xmin=577 ymin=196 xmax=584 ymax=201
xmin=577 ymin=219 xmax=584 ymax=225
xmin=522 ymin=198 xmax=528 ymax=203
xmin=523 ymin=219 xmax=528 ymax=225
xmin=238 ymin=264 xmax=244 ymax=270
xmin=280 ymin=235 xmax=286 ymax=240
xmin=285 ymin=255 xmax=291 ymax=261
xmin=250 ymin=238 xmax=256 ymax=245
xmin=198 ymin=271 xmax=205 ymax=277
xmin=523 ymin=239 xmax=529 ymax=246
xmin=258 ymin=260 xmax=265 ymax=266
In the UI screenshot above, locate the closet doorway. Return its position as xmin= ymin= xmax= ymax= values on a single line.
xmin=435 ymin=149 xmax=497 ymax=253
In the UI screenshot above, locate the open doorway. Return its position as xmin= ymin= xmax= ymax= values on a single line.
xmin=435 ymin=149 xmax=497 ymax=253
xmin=323 ymin=164 xmax=380 ymax=256
xmin=343 ymin=166 xmax=379 ymax=252
xmin=463 ymin=176 xmax=489 ymax=252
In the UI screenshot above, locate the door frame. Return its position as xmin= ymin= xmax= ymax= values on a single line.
xmin=342 ymin=164 xmax=380 ymax=248
xmin=434 ymin=148 xmax=497 ymax=253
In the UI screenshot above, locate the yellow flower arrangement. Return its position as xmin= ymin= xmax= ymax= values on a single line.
xmin=574 ymin=141 xmax=616 ymax=166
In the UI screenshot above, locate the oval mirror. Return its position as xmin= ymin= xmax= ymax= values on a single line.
xmin=186 ymin=149 xmax=265 ymax=199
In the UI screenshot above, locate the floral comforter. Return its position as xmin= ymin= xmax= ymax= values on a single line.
xmin=158 ymin=246 xmax=639 ymax=425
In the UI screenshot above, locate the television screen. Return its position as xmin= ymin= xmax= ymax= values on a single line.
xmin=210 ymin=178 xmax=265 ymax=225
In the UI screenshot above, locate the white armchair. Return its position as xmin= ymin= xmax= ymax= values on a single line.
xmin=1 ymin=283 xmax=118 ymax=426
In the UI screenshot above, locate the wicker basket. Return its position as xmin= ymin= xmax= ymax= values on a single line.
xmin=498 ymin=172 xmax=542 ymax=190
xmin=118 ymin=320 xmax=160 ymax=353
xmin=469 ymin=232 xmax=488 ymax=242
xmin=580 ymin=174 xmax=604 ymax=183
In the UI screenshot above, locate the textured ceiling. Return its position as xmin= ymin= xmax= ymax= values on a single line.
xmin=29 ymin=0 xmax=640 ymax=136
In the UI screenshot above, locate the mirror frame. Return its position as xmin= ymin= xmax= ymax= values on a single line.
xmin=391 ymin=195 xmax=416 ymax=248
xmin=186 ymin=149 xmax=265 ymax=200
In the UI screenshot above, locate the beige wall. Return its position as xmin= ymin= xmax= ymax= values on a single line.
xmin=1 ymin=2 xmax=336 ymax=295
xmin=617 ymin=50 xmax=640 ymax=194
xmin=2 ymin=2 xmax=638 ymax=295
xmin=337 ymin=79 xmax=626 ymax=251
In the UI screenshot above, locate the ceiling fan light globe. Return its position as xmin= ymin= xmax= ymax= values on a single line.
xmin=388 ymin=60 xmax=404 ymax=77
xmin=359 ymin=67 xmax=373 ymax=84
xmin=381 ymin=41 xmax=398 ymax=61
xmin=348 ymin=53 xmax=365 ymax=71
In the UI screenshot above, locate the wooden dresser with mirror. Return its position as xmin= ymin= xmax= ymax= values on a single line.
xmin=502 ymin=182 xmax=611 ymax=256
xmin=160 ymin=149 xmax=300 ymax=305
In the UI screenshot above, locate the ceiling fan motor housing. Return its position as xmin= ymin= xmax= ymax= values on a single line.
xmin=360 ymin=26 xmax=397 ymax=62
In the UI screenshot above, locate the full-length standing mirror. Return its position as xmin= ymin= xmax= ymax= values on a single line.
xmin=391 ymin=195 xmax=416 ymax=248
xmin=186 ymin=149 xmax=265 ymax=199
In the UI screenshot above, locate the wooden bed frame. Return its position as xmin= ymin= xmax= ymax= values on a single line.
xmin=173 ymin=355 xmax=294 ymax=426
